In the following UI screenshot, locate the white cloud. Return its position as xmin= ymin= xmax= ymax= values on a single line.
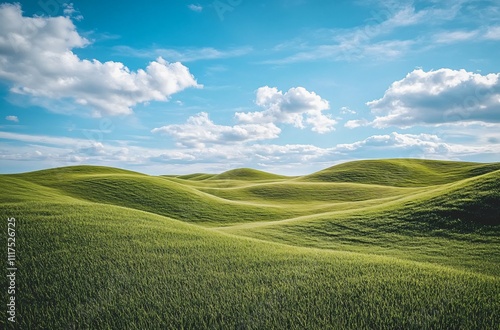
xmin=265 ymin=1 xmax=499 ymax=64
xmin=335 ymin=132 xmax=453 ymax=158
xmin=367 ymin=68 xmax=500 ymax=128
xmin=62 ymin=3 xmax=83 ymax=21
xmin=151 ymin=112 xmax=281 ymax=147
xmin=265 ymin=2 xmax=462 ymax=64
xmin=335 ymin=131 xmax=500 ymax=159
xmin=344 ymin=119 xmax=369 ymax=129
xmin=433 ymin=30 xmax=478 ymax=44
xmin=484 ymin=26 xmax=500 ymax=40
xmin=0 ymin=4 xmax=201 ymax=117
xmin=5 ymin=116 xmax=19 ymax=123
xmin=2 ymin=129 xmax=500 ymax=175
xmin=188 ymin=4 xmax=203 ymax=12
xmin=236 ymin=86 xmax=336 ymax=133
xmin=152 ymin=86 xmax=335 ymax=148
xmin=340 ymin=107 xmax=356 ymax=115
xmin=114 ymin=45 xmax=252 ymax=62
xmin=433 ymin=26 xmax=500 ymax=44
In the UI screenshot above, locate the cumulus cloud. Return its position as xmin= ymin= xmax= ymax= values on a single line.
xmin=5 ymin=116 xmax=19 ymax=123
xmin=236 ymin=86 xmax=336 ymax=133
xmin=151 ymin=112 xmax=281 ymax=147
xmin=367 ymin=68 xmax=500 ymax=128
xmin=0 ymin=3 xmax=201 ymax=117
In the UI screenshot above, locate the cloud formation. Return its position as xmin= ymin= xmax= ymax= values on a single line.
xmin=236 ymin=86 xmax=336 ymax=133
xmin=3 ymin=128 xmax=499 ymax=175
xmin=114 ymin=45 xmax=252 ymax=62
xmin=188 ymin=4 xmax=203 ymax=12
xmin=0 ymin=3 xmax=201 ymax=117
xmin=152 ymin=86 xmax=334 ymax=147
xmin=152 ymin=112 xmax=281 ymax=147
xmin=336 ymin=132 xmax=449 ymax=154
xmin=367 ymin=68 xmax=500 ymax=128
xmin=266 ymin=1 xmax=500 ymax=64
xmin=5 ymin=116 xmax=19 ymax=123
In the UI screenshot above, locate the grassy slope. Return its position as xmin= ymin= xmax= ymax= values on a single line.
xmin=197 ymin=181 xmax=422 ymax=203
xmin=174 ymin=173 xmax=216 ymax=180
xmin=209 ymin=168 xmax=290 ymax=181
xmin=1 ymin=201 xmax=498 ymax=329
xmin=1 ymin=159 xmax=499 ymax=329
xmin=301 ymin=158 xmax=500 ymax=186
xmin=222 ymin=170 xmax=500 ymax=276
xmin=13 ymin=168 xmax=302 ymax=225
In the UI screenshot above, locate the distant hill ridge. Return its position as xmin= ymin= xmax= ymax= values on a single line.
xmin=300 ymin=159 xmax=500 ymax=187
xmin=208 ymin=168 xmax=290 ymax=181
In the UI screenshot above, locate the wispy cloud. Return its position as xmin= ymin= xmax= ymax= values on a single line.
xmin=114 ymin=45 xmax=252 ymax=62
xmin=433 ymin=30 xmax=479 ymax=44
xmin=188 ymin=4 xmax=203 ymax=12
xmin=484 ymin=26 xmax=500 ymax=40
xmin=264 ymin=1 xmax=493 ymax=64
xmin=5 ymin=116 xmax=19 ymax=123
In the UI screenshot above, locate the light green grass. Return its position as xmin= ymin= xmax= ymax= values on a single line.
xmin=209 ymin=168 xmax=291 ymax=181
xmin=301 ymin=158 xmax=500 ymax=186
xmin=1 ymin=202 xmax=498 ymax=329
xmin=1 ymin=159 xmax=499 ymax=329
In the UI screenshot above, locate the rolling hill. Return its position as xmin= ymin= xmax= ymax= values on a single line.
xmin=1 ymin=159 xmax=499 ymax=329
xmin=301 ymin=158 xmax=500 ymax=186
xmin=209 ymin=168 xmax=290 ymax=181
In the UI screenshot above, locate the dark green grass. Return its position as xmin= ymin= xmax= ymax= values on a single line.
xmin=1 ymin=202 xmax=498 ymax=329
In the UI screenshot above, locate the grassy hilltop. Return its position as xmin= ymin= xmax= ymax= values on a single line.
xmin=1 ymin=159 xmax=499 ymax=329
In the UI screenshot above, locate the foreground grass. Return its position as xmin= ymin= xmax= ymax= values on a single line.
xmin=1 ymin=202 xmax=498 ymax=329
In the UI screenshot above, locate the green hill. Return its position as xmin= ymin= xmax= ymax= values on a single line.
xmin=1 ymin=159 xmax=499 ymax=329
xmin=222 ymin=169 xmax=500 ymax=276
xmin=209 ymin=168 xmax=290 ymax=181
xmin=175 ymin=173 xmax=216 ymax=180
xmin=301 ymin=159 xmax=500 ymax=186
xmin=8 ymin=169 xmax=298 ymax=225
xmin=199 ymin=181 xmax=421 ymax=203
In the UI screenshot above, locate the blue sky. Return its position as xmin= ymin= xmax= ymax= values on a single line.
xmin=0 ymin=0 xmax=499 ymax=175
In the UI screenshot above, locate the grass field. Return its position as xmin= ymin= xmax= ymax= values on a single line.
xmin=1 ymin=159 xmax=499 ymax=329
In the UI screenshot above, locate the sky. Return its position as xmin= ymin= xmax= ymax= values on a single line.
xmin=0 ymin=0 xmax=499 ymax=175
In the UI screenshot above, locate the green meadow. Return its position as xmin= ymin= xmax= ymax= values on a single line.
xmin=1 ymin=159 xmax=499 ymax=329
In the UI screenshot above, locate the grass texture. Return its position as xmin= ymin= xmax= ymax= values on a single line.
xmin=1 ymin=159 xmax=499 ymax=329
